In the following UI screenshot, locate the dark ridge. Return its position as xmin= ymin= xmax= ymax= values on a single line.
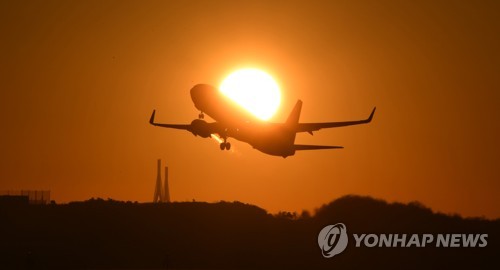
xmin=314 ymin=195 xmax=497 ymax=232
xmin=0 ymin=195 xmax=497 ymax=269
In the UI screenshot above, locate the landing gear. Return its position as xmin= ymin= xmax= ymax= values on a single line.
xmin=198 ymin=112 xmax=204 ymax=119
xmin=220 ymin=135 xmax=231 ymax=151
xmin=219 ymin=142 xmax=231 ymax=150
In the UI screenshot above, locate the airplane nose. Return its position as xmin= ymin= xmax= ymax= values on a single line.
xmin=190 ymin=84 xmax=203 ymax=104
xmin=190 ymin=84 xmax=216 ymax=111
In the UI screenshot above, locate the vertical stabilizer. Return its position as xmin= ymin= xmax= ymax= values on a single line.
xmin=284 ymin=100 xmax=302 ymax=146
xmin=286 ymin=100 xmax=302 ymax=126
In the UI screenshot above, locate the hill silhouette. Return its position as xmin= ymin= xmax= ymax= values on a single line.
xmin=0 ymin=195 xmax=497 ymax=269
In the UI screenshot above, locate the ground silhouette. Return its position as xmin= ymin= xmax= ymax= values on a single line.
xmin=0 ymin=195 xmax=497 ymax=269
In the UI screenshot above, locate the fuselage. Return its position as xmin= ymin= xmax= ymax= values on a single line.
xmin=190 ymin=84 xmax=296 ymax=157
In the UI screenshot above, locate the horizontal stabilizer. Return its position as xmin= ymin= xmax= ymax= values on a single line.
xmin=293 ymin=144 xmax=343 ymax=151
xmin=296 ymin=107 xmax=376 ymax=133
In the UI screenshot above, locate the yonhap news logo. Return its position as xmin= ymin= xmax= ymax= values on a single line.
xmin=318 ymin=223 xmax=488 ymax=258
xmin=317 ymin=223 xmax=348 ymax=258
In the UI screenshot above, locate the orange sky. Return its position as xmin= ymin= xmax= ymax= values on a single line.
xmin=1 ymin=1 xmax=499 ymax=218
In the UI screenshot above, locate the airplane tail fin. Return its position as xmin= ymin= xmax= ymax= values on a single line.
xmin=286 ymin=100 xmax=302 ymax=126
xmin=285 ymin=100 xmax=302 ymax=145
xmin=293 ymin=144 xmax=343 ymax=151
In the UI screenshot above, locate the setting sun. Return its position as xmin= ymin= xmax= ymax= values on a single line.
xmin=220 ymin=68 xmax=281 ymax=121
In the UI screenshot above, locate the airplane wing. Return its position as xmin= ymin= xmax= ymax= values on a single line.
xmin=294 ymin=144 xmax=343 ymax=151
xmin=149 ymin=110 xmax=191 ymax=130
xmin=149 ymin=110 xmax=224 ymax=138
xmin=296 ymin=107 xmax=376 ymax=134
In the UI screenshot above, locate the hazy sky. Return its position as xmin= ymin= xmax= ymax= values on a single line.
xmin=1 ymin=0 xmax=499 ymax=218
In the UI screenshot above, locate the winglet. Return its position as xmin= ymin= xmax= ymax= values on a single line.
xmin=367 ymin=107 xmax=376 ymax=123
xmin=149 ymin=110 xmax=156 ymax=125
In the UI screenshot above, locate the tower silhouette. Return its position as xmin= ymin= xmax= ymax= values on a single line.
xmin=153 ymin=159 xmax=163 ymax=203
xmin=153 ymin=159 xmax=171 ymax=203
xmin=163 ymin=166 xmax=170 ymax=203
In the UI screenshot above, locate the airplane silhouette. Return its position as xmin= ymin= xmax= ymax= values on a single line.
xmin=150 ymin=84 xmax=375 ymax=157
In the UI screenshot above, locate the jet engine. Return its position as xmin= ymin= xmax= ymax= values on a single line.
xmin=189 ymin=119 xmax=213 ymax=138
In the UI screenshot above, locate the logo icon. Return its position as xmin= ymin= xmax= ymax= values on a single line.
xmin=318 ymin=223 xmax=348 ymax=258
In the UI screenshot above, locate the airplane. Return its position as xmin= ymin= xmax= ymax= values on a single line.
xmin=149 ymin=84 xmax=375 ymax=158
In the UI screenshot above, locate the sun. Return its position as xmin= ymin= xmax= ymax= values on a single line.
xmin=220 ymin=68 xmax=281 ymax=121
